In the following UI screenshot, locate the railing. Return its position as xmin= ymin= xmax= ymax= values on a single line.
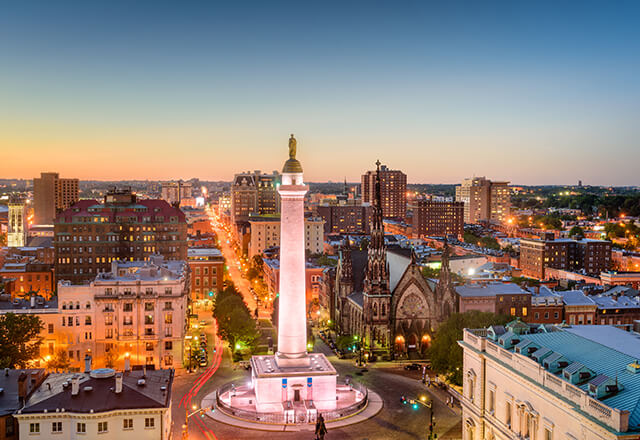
xmin=215 ymin=380 xmax=368 ymax=424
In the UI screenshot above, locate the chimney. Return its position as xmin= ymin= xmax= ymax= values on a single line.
xmin=84 ymin=354 xmax=92 ymax=373
xmin=30 ymin=296 xmax=35 ymax=308
xmin=124 ymin=355 xmax=131 ymax=372
xmin=17 ymin=372 xmax=28 ymax=405
xmin=71 ymin=375 xmax=79 ymax=396
xmin=115 ymin=373 xmax=123 ymax=394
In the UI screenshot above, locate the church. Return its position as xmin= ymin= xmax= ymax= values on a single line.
xmin=334 ymin=162 xmax=458 ymax=359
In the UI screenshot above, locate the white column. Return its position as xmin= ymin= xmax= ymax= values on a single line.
xmin=276 ymin=172 xmax=310 ymax=366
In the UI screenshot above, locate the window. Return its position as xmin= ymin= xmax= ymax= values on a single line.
xmin=165 ymin=313 xmax=172 ymax=324
xmin=145 ymin=418 xmax=155 ymax=428
xmin=48 ymin=323 xmax=54 ymax=334
xmin=123 ymin=316 xmax=133 ymax=326
xmin=146 ymin=342 xmax=154 ymax=351
xmin=76 ymin=422 xmax=86 ymax=433
xmin=29 ymin=423 xmax=39 ymax=433
xmin=165 ymin=341 xmax=173 ymax=350
xmin=488 ymin=389 xmax=495 ymax=413
xmin=544 ymin=428 xmax=552 ymax=440
xmin=105 ymin=315 xmax=113 ymax=325
xmin=145 ymin=315 xmax=154 ymax=325
xmin=85 ymin=316 xmax=92 ymax=325
xmin=145 ymin=302 xmax=154 ymax=311
xmin=52 ymin=422 xmax=62 ymax=433
xmin=106 ymin=328 xmax=113 ymax=339
xmin=510 ymin=307 xmax=516 ymax=316
xmin=505 ymin=401 xmax=511 ymax=427
xmin=98 ymin=422 xmax=108 ymax=433
xmin=123 ymin=303 xmax=133 ymax=312
xmin=164 ymin=301 xmax=172 ymax=310
xmin=5 ymin=416 xmax=15 ymax=436
xmin=123 ymin=419 xmax=133 ymax=430
xmin=522 ymin=307 xmax=528 ymax=317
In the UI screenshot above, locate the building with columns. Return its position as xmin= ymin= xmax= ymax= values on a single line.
xmin=248 ymin=214 xmax=324 ymax=258
xmin=459 ymin=323 xmax=640 ymax=440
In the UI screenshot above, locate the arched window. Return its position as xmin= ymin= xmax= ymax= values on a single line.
xmin=373 ymin=303 xmax=378 ymax=317
xmin=381 ymin=303 xmax=386 ymax=316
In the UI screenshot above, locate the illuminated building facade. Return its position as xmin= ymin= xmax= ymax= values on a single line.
xmin=455 ymin=177 xmax=510 ymax=224
xmin=7 ymin=198 xmax=27 ymax=247
xmin=54 ymin=188 xmax=187 ymax=284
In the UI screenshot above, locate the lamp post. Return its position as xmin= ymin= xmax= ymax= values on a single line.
xmin=406 ymin=395 xmax=436 ymax=439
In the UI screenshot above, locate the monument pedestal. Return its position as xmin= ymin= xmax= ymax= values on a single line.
xmin=250 ymin=353 xmax=338 ymax=412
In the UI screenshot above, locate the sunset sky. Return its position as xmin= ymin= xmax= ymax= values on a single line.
xmin=1 ymin=1 xmax=639 ymax=185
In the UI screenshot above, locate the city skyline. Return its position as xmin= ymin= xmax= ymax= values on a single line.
xmin=2 ymin=1 xmax=640 ymax=185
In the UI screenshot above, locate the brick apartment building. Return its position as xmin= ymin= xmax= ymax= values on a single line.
xmin=408 ymin=199 xmax=464 ymax=238
xmin=187 ymin=247 xmax=224 ymax=300
xmin=361 ymin=163 xmax=406 ymax=220
xmin=316 ymin=203 xmax=372 ymax=234
xmin=54 ymin=188 xmax=187 ymax=284
xmin=520 ymin=234 xmax=612 ymax=280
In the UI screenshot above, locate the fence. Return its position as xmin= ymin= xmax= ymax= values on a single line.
xmin=215 ymin=380 xmax=368 ymax=424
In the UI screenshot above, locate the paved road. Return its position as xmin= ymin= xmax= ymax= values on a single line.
xmin=208 ymin=210 xmax=269 ymax=318
xmin=172 ymin=331 xmax=462 ymax=440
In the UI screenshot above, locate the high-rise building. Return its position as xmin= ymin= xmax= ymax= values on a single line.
xmin=361 ymin=163 xmax=406 ymax=220
xmin=231 ymin=170 xmax=280 ymax=225
xmin=161 ymin=180 xmax=193 ymax=206
xmin=33 ymin=172 xmax=79 ymax=225
xmin=7 ymin=197 xmax=27 ymax=247
xmin=54 ymin=188 xmax=187 ymax=284
xmin=409 ymin=199 xmax=464 ymax=238
xmin=455 ymin=177 xmax=510 ymax=224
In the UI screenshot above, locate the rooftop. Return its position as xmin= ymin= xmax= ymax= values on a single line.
xmin=21 ymin=369 xmax=173 ymax=414
xmin=456 ymin=282 xmax=529 ymax=298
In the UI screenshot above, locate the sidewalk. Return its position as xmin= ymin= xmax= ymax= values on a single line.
xmin=201 ymin=389 xmax=383 ymax=432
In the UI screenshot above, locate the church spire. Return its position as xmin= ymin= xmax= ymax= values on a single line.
xmin=364 ymin=160 xmax=390 ymax=295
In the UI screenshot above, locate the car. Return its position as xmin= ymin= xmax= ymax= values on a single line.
xmin=199 ymin=359 xmax=208 ymax=367
xmin=404 ymin=363 xmax=423 ymax=371
xmin=200 ymin=341 xmax=207 ymax=348
xmin=199 ymin=320 xmax=206 ymax=327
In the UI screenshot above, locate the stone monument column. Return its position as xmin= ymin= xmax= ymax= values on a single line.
xmin=276 ymin=135 xmax=310 ymax=367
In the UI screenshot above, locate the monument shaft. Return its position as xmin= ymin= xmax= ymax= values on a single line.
xmin=276 ymin=173 xmax=308 ymax=362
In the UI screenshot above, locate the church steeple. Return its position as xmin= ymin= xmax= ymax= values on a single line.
xmin=364 ymin=160 xmax=390 ymax=295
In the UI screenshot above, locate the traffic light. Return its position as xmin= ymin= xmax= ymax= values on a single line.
xmin=412 ymin=402 xmax=419 ymax=410
xmin=208 ymin=291 xmax=213 ymax=297
xmin=401 ymin=395 xmax=407 ymax=404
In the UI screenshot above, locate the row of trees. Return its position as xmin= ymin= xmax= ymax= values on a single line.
xmin=513 ymin=192 xmax=640 ymax=218
xmin=463 ymin=231 xmax=500 ymax=250
xmin=213 ymin=284 xmax=259 ymax=359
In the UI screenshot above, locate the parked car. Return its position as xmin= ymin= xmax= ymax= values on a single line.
xmin=199 ymin=320 xmax=207 ymax=327
xmin=199 ymin=358 xmax=208 ymax=367
xmin=404 ymin=363 xmax=422 ymax=371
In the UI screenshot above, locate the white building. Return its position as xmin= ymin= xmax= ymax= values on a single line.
xmin=15 ymin=368 xmax=173 ymax=440
xmin=7 ymin=199 xmax=27 ymax=247
xmin=248 ymin=215 xmax=324 ymax=258
xmin=56 ymin=256 xmax=189 ymax=370
xmin=459 ymin=323 xmax=640 ymax=440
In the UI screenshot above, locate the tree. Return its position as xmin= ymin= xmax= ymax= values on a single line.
xmin=0 ymin=313 xmax=44 ymax=368
xmin=213 ymin=285 xmax=259 ymax=355
xmin=429 ymin=311 xmax=510 ymax=385
xmin=568 ymin=226 xmax=585 ymax=239
xmin=47 ymin=348 xmax=71 ymax=372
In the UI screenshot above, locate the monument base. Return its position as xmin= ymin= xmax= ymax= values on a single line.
xmin=250 ymin=353 xmax=338 ymax=411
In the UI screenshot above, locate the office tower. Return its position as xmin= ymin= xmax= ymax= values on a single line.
xmin=7 ymin=197 xmax=27 ymax=247
xmin=33 ymin=172 xmax=79 ymax=225
xmin=230 ymin=170 xmax=280 ymax=224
